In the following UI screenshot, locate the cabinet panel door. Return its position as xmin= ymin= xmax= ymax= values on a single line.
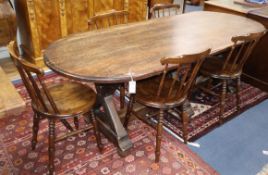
xmin=66 ymin=0 xmax=89 ymax=34
xmin=94 ymin=0 xmax=124 ymax=12
xmin=149 ymin=0 xmax=173 ymax=7
xmin=0 ymin=0 xmax=16 ymax=46
xmin=66 ymin=0 xmax=125 ymax=34
xmin=0 ymin=20 xmax=11 ymax=46
xmin=34 ymin=0 xmax=61 ymax=50
xmin=129 ymin=0 xmax=148 ymax=22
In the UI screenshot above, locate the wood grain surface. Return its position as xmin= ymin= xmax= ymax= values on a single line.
xmin=14 ymin=0 xmax=147 ymax=66
xmin=0 ymin=67 xmax=25 ymax=118
xmin=44 ymin=11 xmax=266 ymax=84
xmin=204 ymin=0 xmax=258 ymax=15
xmin=243 ymin=7 xmax=268 ymax=91
xmin=0 ymin=0 xmax=16 ymax=46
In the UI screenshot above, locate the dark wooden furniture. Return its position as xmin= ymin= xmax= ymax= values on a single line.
xmin=244 ymin=7 xmax=268 ymax=92
xmin=204 ymin=1 xmax=268 ymax=92
xmin=8 ymin=41 xmax=103 ymax=175
xmin=204 ymin=0 xmax=258 ymax=16
xmin=88 ymin=10 xmax=129 ymax=109
xmin=124 ymin=49 xmax=210 ymax=162
xmin=44 ymin=11 xmax=265 ymax=154
xmin=200 ymin=32 xmax=265 ymax=123
xmin=150 ymin=3 xmax=181 ymax=18
xmin=0 ymin=0 xmax=16 ymax=46
xmin=14 ymin=0 xmax=147 ymax=66
xmin=234 ymin=0 xmax=268 ymax=8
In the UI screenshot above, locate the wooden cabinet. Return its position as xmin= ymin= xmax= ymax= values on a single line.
xmin=148 ymin=0 xmax=174 ymax=8
xmin=0 ymin=0 xmax=16 ymax=47
xmin=244 ymin=7 xmax=268 ymax=92
xmin=14 ymin=0 xmax=148 ymax=66
xmin=204 ymin=0 xmax=268 ymax=92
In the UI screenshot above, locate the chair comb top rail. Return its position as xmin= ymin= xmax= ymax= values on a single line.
xmin=88 ymin=10 xmax=129 ymax=30
xmin=221 ymin=31 xmax=266 ymax=75
xmin=150 ymin=3 xmax=181 ymax=18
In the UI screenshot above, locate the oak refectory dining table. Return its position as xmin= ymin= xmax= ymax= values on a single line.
xmin=44 ymin=11 xmax=265 ymax=154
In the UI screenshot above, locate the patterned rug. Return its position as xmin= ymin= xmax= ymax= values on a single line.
xmin=137 ymin=80 xmax=268 ymax=141
xmin=0 ymin=74 xmax=218 ymax=175
xmin=257 ymin=163 xmax=268 ymax=175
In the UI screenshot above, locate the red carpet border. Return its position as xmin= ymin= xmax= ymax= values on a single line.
xmin=148 ymin=82 xmax=268 ymax=141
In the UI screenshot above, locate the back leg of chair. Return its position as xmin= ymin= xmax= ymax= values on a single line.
xmin=90 ymin=109 xmax=103 ymax=152
xmin=124 ymin=94 xmax=135 ymax=128
xmin=206 ymin=77 xmax=213 ymax=89
xmin=219 ymin=79 xmax=227 ymax=124
xmin=155 ymin=109 xmax=164 ymax=163
xmin=181 ymin=103 xmax=189 ymax=144
xmin=74 ymin=117 xmax=79 ymax=130
xmin=48 ymin=118 xmax=56 ymax=175
xmin=120 ymin=84 xmax=125 ymax=109
xmin=32 ymin=112 xmax=40 ymax=150
xmin=236 ymin=77 xmax=241 ymax=111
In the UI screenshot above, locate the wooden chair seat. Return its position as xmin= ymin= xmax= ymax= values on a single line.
xmin=201 ymin=56 xmax=241 ymax=79
xmin=37 ymin=81 xmax=96 ymax=115
xmin=135 ymin=76 xmax=186 ymax=109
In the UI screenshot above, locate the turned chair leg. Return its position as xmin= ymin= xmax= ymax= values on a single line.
xmin=90 ymin=110 xmax=103 ymax=152
xmin=181 ymin=104 xmax=189 ymax=144
xmin=236 ymin=77 xmax=241 ymax=111
xmin=219 ymin=79 xmax=227 ymax=124
xmin=155 ymin=109 xmax=164 ymax=163
xmin=124 ymin=95 xmax=135 ymax=128
xmin=120 ymin=84 xmax=125 ymax=109
xmin=32 ymin=112 xmax=40 ymax=150
xmin=206 ymin=77 xmax=213 ymax=89
xmin=48 ymin=119 xmax=56 ymax=175
xmin=74 ymin=117 xmax=79 ymax=130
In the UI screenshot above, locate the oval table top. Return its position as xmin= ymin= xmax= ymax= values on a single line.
xmin=44 ymin=11 xmax=266 ymax=84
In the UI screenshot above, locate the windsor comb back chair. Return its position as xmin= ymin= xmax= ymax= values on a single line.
xmin=199 ymin=31 xmax=265 ymax=123
xmin=8 ymin=41 xmax=103 ymax=175
xmin=124 ymin=49 xmax=211 ymax=162
xmin=150 ymin=3 xmax=181 ymax=18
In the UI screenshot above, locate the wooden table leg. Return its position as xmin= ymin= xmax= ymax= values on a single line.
xmin=94 ymin=84 xmax=133 ymax=155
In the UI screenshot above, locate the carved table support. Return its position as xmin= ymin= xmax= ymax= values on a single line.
xmin=94 ymin=84 xmax=133 ymax=155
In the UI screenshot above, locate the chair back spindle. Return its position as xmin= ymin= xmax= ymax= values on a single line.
xmin=157 ymin=49 xmax=211 ymax=101
xmin=88 ymin=10 xmax=128 ymax=30
xmin=150 ymin=3 xmax=180 ymax=18
xmin=8 ymin=41 xmax=60 ymax=114
xmin=149 ymin=0 xmax=174 ymax=7
xmin=221 ymin=32 xmax=265 ymax=75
